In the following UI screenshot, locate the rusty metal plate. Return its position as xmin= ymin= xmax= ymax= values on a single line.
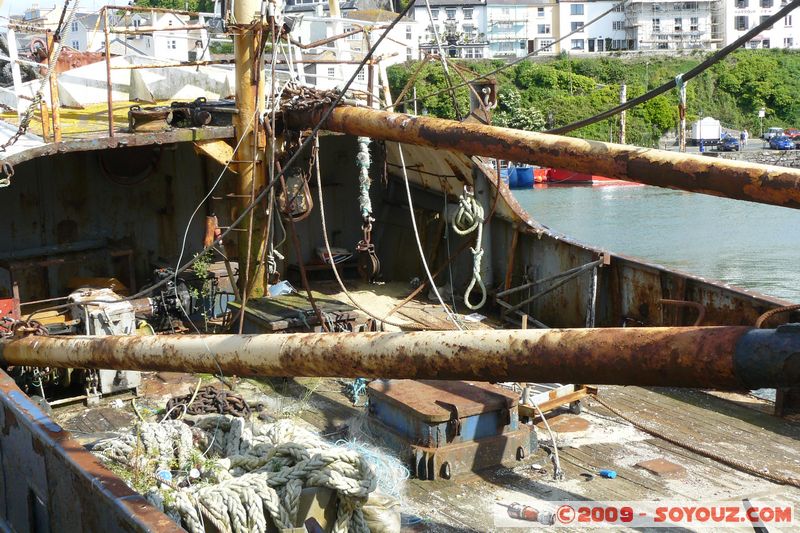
xmin=367 ymin=380 xmax=520 ymax=422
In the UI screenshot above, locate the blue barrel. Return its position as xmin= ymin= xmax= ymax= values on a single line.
xmin=514 ymin=166 xmax=534 ymax=189
xmin=507 ymin=166 xmax=519 ymax=188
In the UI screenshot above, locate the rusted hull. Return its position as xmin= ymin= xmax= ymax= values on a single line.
xmin=0 ymin=369 xmax=181 ymax=532
xmin=1 ymin=327 xmax=798 ymax=389
xmin=285 ymin=106 xmax=800 ymax=210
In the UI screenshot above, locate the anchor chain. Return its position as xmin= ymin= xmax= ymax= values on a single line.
xmin=165 ymin=386 xmax=255 ymax=419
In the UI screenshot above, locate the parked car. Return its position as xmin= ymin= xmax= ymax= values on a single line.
xmin=784 ymin=128 xmax=800 ymax=139
xmin=793 ymin=137 xmax=800 ymax=150
xmin=718 ymin=135 xmax=740 ymax=151
xmin=763 ymin=127 xmax=785 ymax=140
xmin=769 ymin=135 xmax=795 ymax=150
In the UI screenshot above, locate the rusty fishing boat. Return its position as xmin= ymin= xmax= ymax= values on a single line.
xmin=0 ymin=1 xmax=799 ymax=531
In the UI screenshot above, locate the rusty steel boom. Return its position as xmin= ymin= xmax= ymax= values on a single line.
xmin=1 ymin=327 xmax=798 ymax=389
xmin=284 ymin=106 xmax=800 ymax=210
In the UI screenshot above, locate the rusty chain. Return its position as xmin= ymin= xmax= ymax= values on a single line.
xmin=165 ymin=385 xmax=255 ymax=419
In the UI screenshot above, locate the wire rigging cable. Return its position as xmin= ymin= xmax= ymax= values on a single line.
xmin=547 ymin=0 xmax=800 ymax=135
xmin=397 ymin=143 xmax=463 ymax=329
xmin=388 ymin=0 xmax=630 ymax=112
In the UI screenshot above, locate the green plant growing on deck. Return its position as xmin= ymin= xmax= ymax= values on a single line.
xmin=189 ymin=251 xmax=214 ymax=330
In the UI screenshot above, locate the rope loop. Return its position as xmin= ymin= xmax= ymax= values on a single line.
xmin=452 ymin=188 xmax=486 ymax=310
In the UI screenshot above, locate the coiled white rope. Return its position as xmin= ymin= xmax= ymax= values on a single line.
xmin=93 ymin=416 xmax=378 ymax=533
xmin=452 ymin=189 xmax=486 ymax=310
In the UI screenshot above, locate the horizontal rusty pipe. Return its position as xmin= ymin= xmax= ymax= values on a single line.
xmin=1 ymin=327 xmax=798 ymax=389
xmin=284 ymin=106 xmax=800 ymax=210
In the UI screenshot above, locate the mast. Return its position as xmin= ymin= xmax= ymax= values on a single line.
xmin=233 ymin=0 xmax=268 ymax=298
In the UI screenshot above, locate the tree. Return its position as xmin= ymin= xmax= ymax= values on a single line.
xmin=134 ymin=1 xmax=216 ymax=11
xmin=493 ymin=87 xmax=544 ymax=131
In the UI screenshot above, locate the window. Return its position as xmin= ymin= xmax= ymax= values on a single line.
xmin=570 ymin=4 xmax=584 ymax=16
xmin=614 ymin=4 xmax=625 ymax=12
xmin=538 ymin=7 xmax=545 ymax=17
xmin=430 ymin=9 xmax=439 ymax=19
xmin=465 ymin=47 xmax=483 ymax=58
xmin=571 ymin=38 xmax=584 ymax=50
xmin=168 ymin=19 xmax=173 ymax=26
xmin=464 ymin=8 xmax=473 ymax=20
xmin=612 ymin=21 xmax=624 ymax=31
xmin=357 ymin=69 xmax=365 ymax=82
xmin=346 ymin=27 xmax=361 ymax=40
xmin=784 ymin=37 xmax=794 ymax=47
xmin=652 ymin=18 xmax=661 ymax=32
xmin=690 ymin=17 xmax=699 ymax=31
xmin=674 ymin=18 xmax=682 ymax=31
xmin=611 ymin=39 xmax=627 ymax=50
xmin=406 ymin=25 xmax=412 ymax=40
xmin=763 ymin=39 xmax=770 ymax=48
xmin=571 ymin=21 xmax=584 ymax=32
xmin=761 ymin=15 xmax=771 ymax=26
xmin=540 ymin=39 xmax=554 ymax=51
xmin=71 ymin=40 xmax=79 ymax=48
xmin=445 ymin=8 xmax=456 ymax=20
xmin=735 ymin=0 xmax=748 ymax=7
xmin=538 ymin=24 xmax=551 ymax=34
xmin=786 ymin=15 xmax=793 ymax=27
xmin=761 ymin=0 xmax=773 ymax=6
xmin=327 ymin=67 xmax=335 ymax=78
xmin=168 ymin=40 xmax=177 ymax=49
xmin=735 ymin=16 xmax=748 ymax=30
xmin=133 ymin=18 xmax=141 ymax=28
xmin=748 ymin=40 xmax=758 ymax=48
xmin=498 ymin=41 xmax=515 ymax=51
xmin=407 ymin=47 xmax=413 ymax=60
xmin=71 ymin=21 xmax=78 ymax=32
xmin=463 ymin=24 xmax=476 ymax=37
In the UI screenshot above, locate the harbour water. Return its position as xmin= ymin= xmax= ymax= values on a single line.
xmin=514 ymin=184 xmax=800 ymax=302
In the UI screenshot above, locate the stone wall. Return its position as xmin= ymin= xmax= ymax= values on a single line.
xmin=715 ymin=150 xmax=800 ymax=169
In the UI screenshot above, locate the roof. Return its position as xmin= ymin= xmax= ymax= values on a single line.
xmin=75 ymin=13 xmax=101 ymax=30
xmin=414 ymin=0 xmax=486 ymax=6
xmin=487 ymin=0 xmax=554 ymax=5
xmin=345 ymin=9 xmax=412 ymax=22
xmin=285 ymin=1 xmax=358 ymax=14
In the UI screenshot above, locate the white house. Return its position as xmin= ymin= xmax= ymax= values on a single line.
xmin=622 ymin=0 xmax=719 ymax=52
xmin=66 ymin=13 xmax=102 ymax=52
xmin=723 ymin=0 xmax=800 ymax=50
xmin=554 ymin=1 xmax=628 ymax=53
xmin=414 ymin=0 xmax=489 ymax=59
xmin=288 ymin=9 xmax=422 ymax=99
xmin=110 ymin=11 xmax=209 ymax=62
xmin=486 ymin=0 xmax=558 ymax=58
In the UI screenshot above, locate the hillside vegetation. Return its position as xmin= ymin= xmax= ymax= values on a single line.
xmin=387 ymin=50 xmax=800 ymax=147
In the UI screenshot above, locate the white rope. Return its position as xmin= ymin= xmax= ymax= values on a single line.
xmin=93 ymin=416 xmax=378 ymax=533
xmin=397 ymin=143 xmax=463 ymax=329
xmin=451 ymin=189 xmax=486 ymax=310
xmin=531 ymin=401 xmax=564 ymax=481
